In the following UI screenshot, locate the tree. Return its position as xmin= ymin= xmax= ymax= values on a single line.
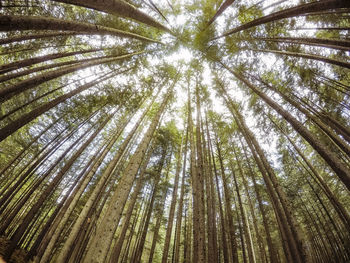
xmin=0 ymin=1 xmax=349 ymax=262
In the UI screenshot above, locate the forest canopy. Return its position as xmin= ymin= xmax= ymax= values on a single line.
xmin=0 ymin=0 xmax=349 ymax=262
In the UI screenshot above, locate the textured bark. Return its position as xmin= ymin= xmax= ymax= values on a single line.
xmin=218 ymin=89 xmax=306 ymax=262
xmin=194 ymin=85 xmax=206 ymax=262
xmin=107 ymin=143 xmax=154 ymax=263
xmin=231 ymin=166 xmax=256 ymax=263
xmin=38 ymin=118 xmax=129 ymax=263
xmin=148 ymin=167 xmax=170 ymax=263
xmin=0 ymin=15 xmax=161 ymax=42
xmin=215 ymin=0 xmax=350 ymax=38
xmin=133 ymin=155 xmax=166 ymax=263
xmin=0 ymin=53 xmax=115 ymax=84
xmin=253 ymin=75 xmax=350 ymax=159
xmin=272 ymin=121 xmax=350 ymax=229
xmin=55 ymin=93 xmax=156 ymax=262
xmin=82 ymin=88 xmax=172 ymax=263
xmin=246 ymin=156 xmax=279 ymax=263
xmin=233 ymin=150 xmax=267 ymax=263
xmin=52 ymin=0 xmax=170 ymax=32
xmin=0 ymin=116 xmax=60 ymax=181
xmin=210 ymin=140 xmax=230 ymax=263
xmin=0 ymin=116 xmax=94 ymax=235
xmin=202 ymin=117 xmax=218 ymax=263
xmin=6 ymin=111 xmax=115 ymax=259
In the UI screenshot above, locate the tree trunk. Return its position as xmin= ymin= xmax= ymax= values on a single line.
xmin=161 ymin=135 xmax=184 ymax=263
xmin=0 ymin=15 xmax=161 ymax=42
xmin=4 ymin=112 xmax=114 ymax=260
xmin=173 ymin=126 xmax=189 ymax=263
xmin=0 ymin=51 xmax=144 ymax=105
xmin=0 ymin=48 xmax=104 ymax=74
xmin=251 ymin=48 xmax=350 ymax=69
xmin=215 ymin=0 xmax=350 ymax=38
xmin=221 ymin=64 xmax=350 ymax=190
xmin=82 ymin=88 xmax=173 ymax=263
xmin=0 ymin=70 xmax=119 ymax=142
xmin=52 ymin=0 xmax=170 ymax=32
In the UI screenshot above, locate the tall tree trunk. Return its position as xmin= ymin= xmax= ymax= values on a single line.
xmin=206 ymin=0 xmax=234 ymax=28
xmin=161 ymin=134 xmax=185 ymax=263
xmin=219 ymin=89 xmax=307 ymax=262
xmin=0 ymin=48 xmax=104 ymax=74
xmin=52 ymin=0 xmax=171 ymax=32
xmin=231 ymin=164 xmax=257 ymax=263
xmin=0 ymin=31 xmax=80 ymax=45
xmin=0 ymin=70 xmax=121 ymax=142
xmin=0 ymin=51 xmax=144 ymax=105
xmin=108 ymin=143 xmax=154 ymax=263
xmin=220 ymin=64 xmax=350 ymax=190
xmin=215 ymin=0 xmax=350 ymax=38
xmin=148 ymin=165 xmax=171 ymax=263
xmin=82 ymin=87 xmax=173 ymax=263
xmin=37 ymin=116 xmax=130 ymax=263
xmin=251 ymin=48 xmax=350 ymax=69
xmin=54 ymin=91 xmax=159 ymax=262
xmin=173 ymin=125 xmax=189 ymax=263
xmin=0 ymin=15 xmax=161 ymax=42
xmin=4 ymin=111 xmax=115 ymax=260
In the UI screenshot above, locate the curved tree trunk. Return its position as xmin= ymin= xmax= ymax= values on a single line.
xmin=253 ymin=36 xmax=350 ymax=51
xmin=215 ymin=0 xmax=350 ymax=38
xmin=0 ymin=48 xmax=105 ymax=74
xmin=251 ymin=48 xmax=350 ymax=69
xmin=0 ymin=51 xmax=144 ymax=104
xmin=52 ymin=0 xmax=171 ymax=32
xmin=0 ymin=31 xmax=80 ymax=45
xmin=0 ymin=15 xmax=161 ymax=42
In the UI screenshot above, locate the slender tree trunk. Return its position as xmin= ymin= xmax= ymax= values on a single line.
xmin=173 ymin=125 xmax=189 ymax=263
xmin=52 ymin=0 xmax=170 ymax=32
xmin=231 ymin=166 xmax=257 ymax=263
xmin=148 ymin=166 xmax=170 ymax=263
xmin=0 ymin=15 xmax=161 ymax=42
xmin=215 ymin=0 xmax=350 ymax=38
xmin=4 ymin=111 xmax=115 ymax=260
xmin=0 ymin=51 xmax=144 ymax=105
xmin=161 ymin=134 xmax=185 ymax=263
xmin=82 ymin=88 xmax=173 ymax=263
xmin=0 ymin=31 xmax=80 ymax=45
xmin=108 ymin=143 xmax=154 ymax=263
xmin=54 ymin=92 xmax=158 ymax=262
xmin=0 ymin=48 xmax=104 ymax=74
xmin=220 ymin=64 xmax=350 ymax=191
xmin=251 ymin=48 xmax=350 ymax=69
xmin=0 ymin=70 xmax=120 ymax=142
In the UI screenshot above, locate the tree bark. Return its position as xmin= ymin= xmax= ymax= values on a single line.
xmin=0 ymin=15 xmax=161 ymax=42
xmin=82 ymin=87 xmax=173 ymax=263
xmin=215 ymin=0 xmax=350 ymax=39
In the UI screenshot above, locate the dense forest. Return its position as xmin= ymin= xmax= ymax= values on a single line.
xmin=0 ymin=0 xmax=349 ymax=262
